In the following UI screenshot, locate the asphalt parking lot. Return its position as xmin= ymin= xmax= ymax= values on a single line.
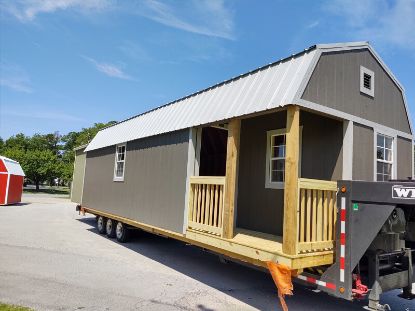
xmin=0 ymin=194 xmax=414 ymax=311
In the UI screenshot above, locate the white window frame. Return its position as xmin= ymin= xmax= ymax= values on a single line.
xmin=113 ymin=143 xmax=127 ymax=182
xmin=265 ymin=128 xmax=302 ymax=189
xmin=374 ymin=132 xmax=396 ymax=181
xmin=360 ymin=66 xmax=375 ymax=97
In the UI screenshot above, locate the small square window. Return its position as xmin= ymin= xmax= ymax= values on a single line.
xmin=360 ymin=66 xmax=375 ymax=97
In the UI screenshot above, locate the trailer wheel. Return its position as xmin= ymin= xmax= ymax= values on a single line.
xmin=106 ymin=218 xmax=116 ymax=238
xmin=97 ymin=216 xmax=106 ymax=234
xmin=115 ymin=221 xmax=130 ymax=243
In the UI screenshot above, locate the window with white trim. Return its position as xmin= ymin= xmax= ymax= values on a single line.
xmin=376 ymin=134 xmax=393 ymax=181
xmin=266 ymin=128 xmax=302 ymax=189
xmin=265 ymin=129 xmax=287 ymax=189
xmin=114 ymin=144 xmax=126 ymax=181
xmin=360 ymin=66 xmax=375 ymax=97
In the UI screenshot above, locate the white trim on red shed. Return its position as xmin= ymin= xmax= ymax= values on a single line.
xmin=0 ymin=156 xmax=25 ymax=176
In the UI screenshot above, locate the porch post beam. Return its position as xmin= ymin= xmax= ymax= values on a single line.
xmin=283 ymin=105 xmax=300 ymax=255
xmin=223 ymin=118 xmax=240 ymax=239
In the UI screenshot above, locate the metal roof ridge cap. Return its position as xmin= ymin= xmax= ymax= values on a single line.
xmin=315 ymin=41 xmax=369 ymax=50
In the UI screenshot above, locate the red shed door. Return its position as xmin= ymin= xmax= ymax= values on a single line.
xmin=0 ymin=174 xmax=8 ymax=204
xmin=7 ymin=175 xmax=23 ymax=204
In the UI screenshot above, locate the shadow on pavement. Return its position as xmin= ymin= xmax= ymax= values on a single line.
xmin=77 ymin=217 xmax=371 ymax=311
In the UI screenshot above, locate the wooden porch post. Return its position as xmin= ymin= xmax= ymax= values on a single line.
xmin=222 ymin=118 xmax=240 ymax=239
xmin=283 ymin=105 xmax=300 ymax=255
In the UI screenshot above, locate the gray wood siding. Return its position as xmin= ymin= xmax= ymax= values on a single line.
xmin=236 ymin=111 xmax=286 ymax=236
xmin=353 ymin=123 xmax=374 ymax=181
xmin=71 ymin=148 xmax=86 ymax=204
xmin=300 ymin=112 xmax=343 ymax=181
xmin=82 ymin=130 xmax=189 ymax=233
xmin=302 ymin=49 xmax=411 ymax=134
xmin=236 ymin=110 xmax=343 ymax=236
xmin=397 ymin=137 xmax=413 ymax=179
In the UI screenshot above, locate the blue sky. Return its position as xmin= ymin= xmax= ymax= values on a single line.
xmin=1 ymin=0 xmax=414 ymax=139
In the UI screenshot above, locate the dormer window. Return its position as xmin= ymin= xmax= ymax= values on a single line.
xmin=360 ymin=66 xmax=374 ymax=97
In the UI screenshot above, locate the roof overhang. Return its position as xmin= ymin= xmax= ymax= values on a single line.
xmin=85 ymin=41 xmax=413 ymax=152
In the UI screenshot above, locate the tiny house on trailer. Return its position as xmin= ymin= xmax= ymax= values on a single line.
xmin=72 ymin=42 xmax=414 ymax=308
xmin=0 ymin=156 xmax=25 ymax=205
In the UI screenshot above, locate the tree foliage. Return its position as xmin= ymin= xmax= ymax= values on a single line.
xmin=0 ymin=121 xmax=116 ymax=190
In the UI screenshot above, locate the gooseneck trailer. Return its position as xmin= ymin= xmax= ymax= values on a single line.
xmin=299 ymin=180 xmax=414 ymax=310
xmin=72 ymin=42 xmax=414 ymax=310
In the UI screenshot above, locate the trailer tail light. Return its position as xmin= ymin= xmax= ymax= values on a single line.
xmin=352 ymin=274 xmax=368 ymax=299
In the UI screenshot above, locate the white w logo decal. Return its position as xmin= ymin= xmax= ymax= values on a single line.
xmin=392 ymin=186 xmax=415 ymax=199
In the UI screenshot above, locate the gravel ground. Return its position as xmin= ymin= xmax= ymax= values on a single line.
xmin=0 ymin=194 xmax=414 ymax=311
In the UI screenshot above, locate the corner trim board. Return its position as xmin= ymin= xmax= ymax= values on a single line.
xmin=342 ymin=120 xmax=353 ymax=180
xmin=183 ymin=128 xmax=197 ymax=233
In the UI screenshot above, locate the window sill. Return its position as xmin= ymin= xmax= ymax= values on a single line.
xmin=113 ymin=177 xmax=125 ymax=182
xmin=265 ymin=182 xmax=284 ymax=189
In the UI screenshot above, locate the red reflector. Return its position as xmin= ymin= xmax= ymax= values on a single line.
xmin=340 ymin=233 xmax=346 ymax=245
xmin=340 ymin=258 xmax=345 ymax=269
xmin=340 ymin=209 xmax=346 ymax=221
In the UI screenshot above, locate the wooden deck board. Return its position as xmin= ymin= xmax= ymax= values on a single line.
xmin=232 ymin=228 xmax=283 ymax=253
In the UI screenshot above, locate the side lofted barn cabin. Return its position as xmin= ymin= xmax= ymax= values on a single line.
xmin=72 ymin=42 xmax=413 ymax=270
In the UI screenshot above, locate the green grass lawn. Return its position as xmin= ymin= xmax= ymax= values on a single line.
xmin=23 ymin=186 xmax=70 ymax=195
xmin=0 ymin=303 xmax=33 ymax=311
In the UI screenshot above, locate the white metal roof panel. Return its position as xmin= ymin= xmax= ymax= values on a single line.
xmin=86 ymin=41 xmax=412 ymax=152
xmin=85 ymin=48 xmax=317 ymax=152
xmin=0 ymin=156 xmax=25 ymax=176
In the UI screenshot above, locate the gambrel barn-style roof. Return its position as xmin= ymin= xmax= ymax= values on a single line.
xmin=86 ymin=42 xmax=412 ymax=152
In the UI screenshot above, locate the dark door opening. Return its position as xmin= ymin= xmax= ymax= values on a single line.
xmin=199 ymin=127 xmax=228 ymax=176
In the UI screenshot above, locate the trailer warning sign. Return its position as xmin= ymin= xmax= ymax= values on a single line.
xmin=392 ymin=185 xmax=415 ymax=199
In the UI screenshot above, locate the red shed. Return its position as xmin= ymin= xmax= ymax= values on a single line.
xmin=0 ymin=156 xmax=25 ymax=205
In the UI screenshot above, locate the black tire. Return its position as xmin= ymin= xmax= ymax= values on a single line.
xmin=97 ymin=216 xmax=106 ymax=234
xmin=115 ymin=221 xmax=130 ymax=243
xmin=106 ymin=218 xmax=116 ymax=238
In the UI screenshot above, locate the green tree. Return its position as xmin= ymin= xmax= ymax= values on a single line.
xmin=29 ymin=132 xmax=61 ymax=156
xmin=0 ymin=137 xmax=4 ymax=154
xmin=22 ymin=149 xmax=58 ymax=191
xmin=4 ymin=133 xmax=29 ymax=150
xmin=3 ymin=140 xmax=59 ymax=191
xmin=2 ymin=148 xmax=26 ymax=164
xmin=73 ymin=122 xmax=116 ymax=147
xmin=2 ymin=120 xmax=116 ymax=190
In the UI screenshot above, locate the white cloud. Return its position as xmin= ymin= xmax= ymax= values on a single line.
xmin=326 ymin=0 xmax=415 ymax=50
xmin=136 ymin=0 xmax=235 ymax=40
xmin=306 ymin=20 xmax=319 ymax=29
xmin=0 ymin=61 xmax=32 ymax=93
xmin=82 ymin=56 xmax=134 ymax=80
xmin=3 ymin=109 xmax=86 ymax=122
xmin=1 ymin=0 xmax=113 ymax=22
xmin=2 ymin=0 xmax=235 ymax=40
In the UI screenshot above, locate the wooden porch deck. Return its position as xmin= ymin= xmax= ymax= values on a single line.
xmin=187 ymin=174 xmax=338 ymax=269
xmin=186 ymin=227 xmax=334 ymax=270
xmin=233 ymin=228 xmax=283 ymax=253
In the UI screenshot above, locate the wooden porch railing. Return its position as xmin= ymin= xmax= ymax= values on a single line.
xmin=187 ymin=176 xmax=225 ymax=236
xmin=297 ymin=178 xmax=338 ymax=253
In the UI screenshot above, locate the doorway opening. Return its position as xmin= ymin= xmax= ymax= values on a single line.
xmin=198 ymin=126 xmax=228 ymax=176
